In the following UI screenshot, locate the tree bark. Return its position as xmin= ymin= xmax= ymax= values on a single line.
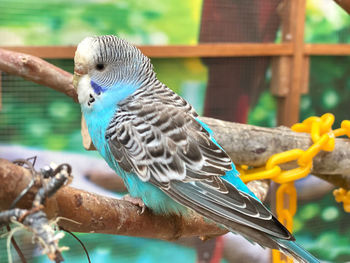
xmin=334 ymin=0 xmax=350 ymax=15
xmin=0 ymin=159 xmax=272 ymax=239
xmin=0 ymin=158 xmax=228 ymax=239
xmin=202 ymin=117 xmax=350 ymax=189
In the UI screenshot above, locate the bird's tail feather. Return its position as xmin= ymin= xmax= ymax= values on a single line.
xmin=275 ymin=238 xmax=319 ymax=263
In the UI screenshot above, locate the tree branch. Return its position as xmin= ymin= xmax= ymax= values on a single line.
xmin=0 ymin=158 xmax=228 ymax=239
xmin=201 ymin=117 xmax=350 ymax=189
xmin=0 ymin=48 xmax=76 ymax=101
xmin=333 ymin=0 xmax=350 ymax=15
xmin=1 ymin=47 xmax=350 ymax=189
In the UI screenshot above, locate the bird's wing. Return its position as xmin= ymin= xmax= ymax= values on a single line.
xmin=105 ymin=85 xmax=293 ymax=240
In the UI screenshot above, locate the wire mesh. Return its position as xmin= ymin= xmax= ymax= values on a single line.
xmin=301 ymin=56 xmax=350 ymax=127
xmin=199 ymin=0 xmax=282 ymax=43
xmin=0 ymin=59 xmax=83 ymax=152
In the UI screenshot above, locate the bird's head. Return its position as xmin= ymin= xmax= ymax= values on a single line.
xmin=73 ymin=35 xmax=154 ymax=109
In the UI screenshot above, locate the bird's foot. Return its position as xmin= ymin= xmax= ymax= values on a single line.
xmin=122 ymin=194 xmax=146 ymax=214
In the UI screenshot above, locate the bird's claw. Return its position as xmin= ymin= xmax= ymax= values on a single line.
xmin=122 ymin=194 xmax=146 ymax=214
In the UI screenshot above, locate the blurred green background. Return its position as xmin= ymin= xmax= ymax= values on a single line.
xmin=1 ymin=0 xmax=350 ymax=262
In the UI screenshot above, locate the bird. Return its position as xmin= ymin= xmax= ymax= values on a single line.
xmin=73 ymin=35 xmax=319 ymax=263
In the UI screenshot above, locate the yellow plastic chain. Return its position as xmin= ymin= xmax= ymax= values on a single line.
xmin=333 ymin=188 xmax=350 ymax=212
xmin=237 ymin=113 xmax=350 ymax=263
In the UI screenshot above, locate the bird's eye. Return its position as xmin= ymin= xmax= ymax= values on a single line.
xmin=95 ymin=63 xmax=105 ymax=71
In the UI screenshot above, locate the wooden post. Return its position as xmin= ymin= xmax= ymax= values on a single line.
xmin=270 ymin=1 xmax=307 ymax=262
xmin=273 ymin=0 xmax=307 ymax=127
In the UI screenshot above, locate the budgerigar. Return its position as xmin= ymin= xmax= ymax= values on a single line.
xmin=73 ymin=35 xmax=319 ymax=263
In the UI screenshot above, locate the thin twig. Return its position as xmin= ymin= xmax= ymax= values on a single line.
xmin=6 ymin=225 xmax=27 ymax=263
xmin=61 ymin=227 xmax=91 ymax=263
xmin=0 ymin=160 xmax=73 ymax=262
xmin=10 ymin=159 xmax=37 ymax=209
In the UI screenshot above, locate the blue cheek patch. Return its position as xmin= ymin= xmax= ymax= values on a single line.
xmin=91 ymin=80 xmax=107 ymax=94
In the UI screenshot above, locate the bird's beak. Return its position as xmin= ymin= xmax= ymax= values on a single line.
xmin=73 ymin=63 xmax=86 ymax=90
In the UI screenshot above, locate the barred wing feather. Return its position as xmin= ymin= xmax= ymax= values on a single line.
xmin=106 ymin=85 xmax=292 ymax=241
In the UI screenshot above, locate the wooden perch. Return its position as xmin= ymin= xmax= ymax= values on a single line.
xmin=201 ymin=118 xmax=350 ymax=189
xmin=0 ymin=47 xmax=350 ymax=189
xmin=334 ymin=0 xmax=350 ymax=15
xmin=0 ymin=158 xmax=228 ymax=239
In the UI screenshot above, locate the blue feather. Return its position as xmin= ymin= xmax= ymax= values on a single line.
xmin=91 ymin=80 xmax=107 ymax=94
xmin=123 ymin=172 xmax=187 ymax=215
xmin=275 ymin=238 xmax=319 ymax=263
xmin=83 ymin=83 xmax=186 ymax=215
xmin=195 ymin=118 xmax=259 ymax=201
xmin=83 ymin=83 xmax=139 ymax=154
